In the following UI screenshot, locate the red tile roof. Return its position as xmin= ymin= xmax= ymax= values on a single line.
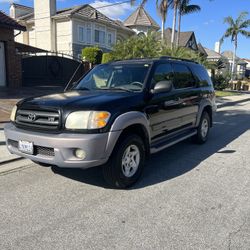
xmin=0 ymin=11 xmax=26 ymax=31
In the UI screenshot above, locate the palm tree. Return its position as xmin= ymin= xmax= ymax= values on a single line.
xmin=221 ymin=12 xmax=250 ymax=80
xmin=156 ymin=0 xmax=171 ymax=42
xmin=170 ymin=0 xmax=179 ymax=49
xmin=176 ymin=0 xmax=201 ymax=47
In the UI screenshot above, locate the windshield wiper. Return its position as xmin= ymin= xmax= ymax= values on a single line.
xmin=100 ymin=87 xmax=133 ymax=92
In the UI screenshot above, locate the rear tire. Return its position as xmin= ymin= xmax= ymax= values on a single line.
xmin=193 ymin=111 xmax=210 ymax=144
xmin=102 ymin=134 xmax=146 ymax=189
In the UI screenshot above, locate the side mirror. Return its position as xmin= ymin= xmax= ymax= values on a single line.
xmin=151 ymin=80 xmax=173 ymax=94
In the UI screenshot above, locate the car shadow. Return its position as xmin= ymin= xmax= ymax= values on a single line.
xmin=51 ymin=107 xmax=250 ymax=189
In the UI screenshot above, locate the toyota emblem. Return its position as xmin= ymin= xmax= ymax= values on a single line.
xmin=27 ymin=113 xmax=36 ymax=122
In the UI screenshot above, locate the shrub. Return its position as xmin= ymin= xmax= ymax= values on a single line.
xmin=102 ymin=53 xmax=114 ymax=63
xmin=212 ymin=74 xmax=230 ymax=90
xmin=82 ymin=47 xmax=103 ymax=65
xmin=236 ymin=80 xmax=242 ymax=90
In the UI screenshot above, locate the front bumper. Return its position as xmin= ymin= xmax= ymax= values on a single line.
xmin=4 ymin=123 xmax=121 ymax=169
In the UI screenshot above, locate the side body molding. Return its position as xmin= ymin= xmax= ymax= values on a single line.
xmin=104 ymin=111 xmax=151 ymax=158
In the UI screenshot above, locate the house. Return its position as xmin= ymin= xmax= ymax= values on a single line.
xmin=0 ymin=11 xmax=26 ymax=88
xmin=242 ymin=59 xmax=250 ymax=77
xmin=10 ymin=1 xmax=134 ymax=58
xmin=164 ymin=28 xmax=199 ymax=51
xmin=222 ymin=51 xmax=247 ymax=79
xmin=123 ymin=5 xmax=160 ymax=35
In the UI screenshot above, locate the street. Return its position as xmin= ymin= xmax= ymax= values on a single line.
xmin=0 ymin=96 xmax=250 ymax=250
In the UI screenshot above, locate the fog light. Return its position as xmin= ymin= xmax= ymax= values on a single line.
xmin=74 ymin=149 xmax=86 ymax=160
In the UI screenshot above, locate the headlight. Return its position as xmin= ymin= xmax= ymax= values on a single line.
xmin=65 ymin=111 xmax=111 ymax=129
xmin=10 ymin=105 xmax=17 ymax=122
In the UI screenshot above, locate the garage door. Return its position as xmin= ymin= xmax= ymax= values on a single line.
xmin=0 ymin=42 xmax=6 ymax=87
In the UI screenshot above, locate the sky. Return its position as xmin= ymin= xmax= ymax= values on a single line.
xmin=0 ymin=0 xmax=250 ymax=58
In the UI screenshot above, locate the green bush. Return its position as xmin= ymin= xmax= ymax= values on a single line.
xmin=82 ymin=47 xmax=103 ymax=65
xmin=102 ymin=53 xmax=114 ymax=63
xmin=212 ymin=74 xmax=230 ymax=90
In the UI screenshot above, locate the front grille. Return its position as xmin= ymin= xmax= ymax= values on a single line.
xmin=15 ymin=108 xmax=60 ymax=131
xmin=8 ymin=139 xmax=55 ymax=157
xmin=35 ymin=146 xmax=55 ymax=157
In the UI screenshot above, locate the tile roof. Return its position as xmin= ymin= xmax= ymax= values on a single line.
xmin=204 ymin=47 xmax=225 ymax=60
xmin=0 ymin=11 xmax=26 ymax=31
xmin=124 ymin=6 xmax=160 ymax=30
xmin=221 ymin=50 xmax=240 ymax=60
xmin=15 ymin=4 xmax=134 ymax=33
xmin=197 ymin=43 xmax=207 ymax=56
xmin=164 ymin=28 xmax=194 ymax=47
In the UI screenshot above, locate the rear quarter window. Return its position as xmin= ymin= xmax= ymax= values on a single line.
xmin=191 ymin=64 xmax=213 ymax=87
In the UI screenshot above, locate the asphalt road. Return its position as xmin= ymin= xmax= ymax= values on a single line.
xmin=0 ymin=99 xmax=250 ymax=250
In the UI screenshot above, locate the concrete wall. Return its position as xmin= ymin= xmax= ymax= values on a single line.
xmin=56 ymin=19 xmax=72 ymax=55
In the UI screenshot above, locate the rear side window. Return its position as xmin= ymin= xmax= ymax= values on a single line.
xmin=191 ymin=64 xmax=213 ymax=87
xmin=172 ymin=64 xmax=196 ymax=89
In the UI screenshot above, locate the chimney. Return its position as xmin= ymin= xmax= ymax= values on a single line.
xmin=34 ymin=0 xmax=56 ymax=51
xmin=214 ymin=41 xmax=221 ymax=54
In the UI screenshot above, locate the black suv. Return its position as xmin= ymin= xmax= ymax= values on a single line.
xmin=5 ymin=57 xmax=216 ymax=188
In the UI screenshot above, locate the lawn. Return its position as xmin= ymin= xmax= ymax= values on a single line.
xmin=215 ymin=91 xmax=241 ymax=97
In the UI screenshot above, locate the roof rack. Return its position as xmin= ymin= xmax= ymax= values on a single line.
xmin=112 ymin=56 xmax=198 ymax=64
xmin=159 ymin=56 xmax=198 ymax=64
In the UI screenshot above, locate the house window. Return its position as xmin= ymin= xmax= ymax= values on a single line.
xmin=78 ymin=26 xmax=85 ymax=43
xmin=107 ymin=32 xmax=115 ymax=46
xmin=94 ymin=25 xmax=106 ymax=44
xmin=86 ymin=24 xmax=91 ymax=44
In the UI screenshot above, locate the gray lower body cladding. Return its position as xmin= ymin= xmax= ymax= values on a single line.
xmin=4 ymin=123 xmax=121 ymax=169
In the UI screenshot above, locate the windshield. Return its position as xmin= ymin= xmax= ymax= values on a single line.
xmin=75 ymin=63 xmax=151 ymax=92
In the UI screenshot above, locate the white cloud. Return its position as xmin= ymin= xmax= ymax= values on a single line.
xmin=90 ymin=0 xmax=133 ymax=20
xmin=203 ymin=19 xmax=215 ymax=25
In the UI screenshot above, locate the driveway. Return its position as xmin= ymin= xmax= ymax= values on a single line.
xmin=0 ymin=97 xmax=250 ymax=249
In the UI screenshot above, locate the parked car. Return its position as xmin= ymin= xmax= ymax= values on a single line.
xmin=4 ymin=57 xmax=216 ymax=188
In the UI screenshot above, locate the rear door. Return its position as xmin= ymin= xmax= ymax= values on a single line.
xmin=171 ymin=63 xmax=200 ymax=128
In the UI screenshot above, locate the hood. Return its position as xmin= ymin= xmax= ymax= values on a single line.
xmin=19 ymin=90 xmax=144 ymax=113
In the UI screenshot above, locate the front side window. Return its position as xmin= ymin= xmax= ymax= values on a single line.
xmin=151 ymin=63 xmax=173 ymax=88
xmin=75 ymin=63 xmax=151 ymax=92
xmin=172 ymin=64 xmax=196 ymax=89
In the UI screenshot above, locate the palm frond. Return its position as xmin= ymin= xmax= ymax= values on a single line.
xmin=239 ymin=30 xmax=250 ymax=38
xmin=181 ymin=4 xmax=201 ymax=15
xmin=223 ymin=16 xmax=234 ymax=26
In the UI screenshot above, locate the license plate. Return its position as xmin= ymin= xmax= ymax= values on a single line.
xmin=18 ymin=140 xmax=34 ymax=155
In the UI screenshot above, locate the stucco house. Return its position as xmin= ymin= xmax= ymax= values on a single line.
xmin=10 ymin=1 xmax=134 ymax=58
xmin=0 ymin=11 xmax=26 ymax=88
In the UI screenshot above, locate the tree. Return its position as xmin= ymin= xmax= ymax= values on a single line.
xmin=112 ymin=32 xmax=161 ymax=59
xmin=156 ymin=0 xmax=171 ymax=42
xmin=82 ymin=47 xmax=103 ymax=68
xmin=221 ymin=12 xmax=250 ymax=80
xmin=170 ymin=0 xmax=179 ymax=49
xmin=176 ymin=0 xmax=201 ymax=47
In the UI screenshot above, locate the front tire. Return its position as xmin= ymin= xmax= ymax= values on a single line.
xmin=193 ymin=111 xmax=210 ymax=144
xmin=102 ymin=134 xmax=146 ymax=189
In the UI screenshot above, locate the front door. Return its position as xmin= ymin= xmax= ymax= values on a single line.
xmin=145 ymin=63 xmax=182 ymax=139
xmin=0 ymin=42 xmax=6 ymax=87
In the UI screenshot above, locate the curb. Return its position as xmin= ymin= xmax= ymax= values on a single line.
xmin=0 ymin=156 xmax=24 ymax=166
